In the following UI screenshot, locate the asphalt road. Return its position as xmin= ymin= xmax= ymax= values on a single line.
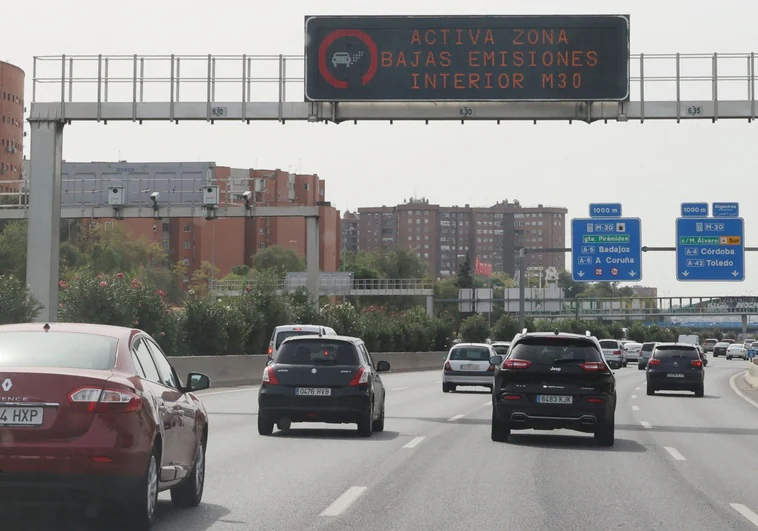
xmin=8 ymin=356 xmax=758 ymax=530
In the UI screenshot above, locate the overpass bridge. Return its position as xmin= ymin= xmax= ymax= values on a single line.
xmin=13 ymin=48 xmax=758 ymax=322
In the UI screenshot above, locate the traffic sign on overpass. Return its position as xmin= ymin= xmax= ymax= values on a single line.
xmin=676 ymin=215 xmax=745 ymax=281
xmin=571 ymin=215 xmax=642 ymax=282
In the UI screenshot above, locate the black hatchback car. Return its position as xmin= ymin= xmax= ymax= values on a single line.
xmin=258 ymin=335 xmax=390 ymax=437
xmin=489 ymin=331 xmax=616 ymax=446
xmin=646 ymin=343 xmax=704 ymax=397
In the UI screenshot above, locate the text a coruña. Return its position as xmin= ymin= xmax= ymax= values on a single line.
xmin=380 ymin=28 xmax=600 ymax=91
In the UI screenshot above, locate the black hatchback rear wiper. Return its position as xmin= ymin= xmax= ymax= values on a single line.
xmin=552 ymin=358 xmax=584 ymax=365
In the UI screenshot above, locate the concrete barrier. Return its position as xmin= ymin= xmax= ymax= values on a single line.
xmin=745 ymin=359 xmax=758 ymax=390
xmin=170 ymin=352 xmax=448 ymax=388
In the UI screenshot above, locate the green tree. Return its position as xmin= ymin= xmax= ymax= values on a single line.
xmin=627 ymin=322 xmax=648 ymax=343
xmin=0 ymin=222 xmax=27 ymax=281
xmin=558 ymin=270 xmax=586 ymax=298
xmin=491 ymin=314 xmax=521 ymax=342
xmin=253 ymin=245 xmax=306 ymax=275
xmin=456 ymin=255 xmax=474 ymax=289
xmin=459 ymin=313 xmax=490 ymax=342
xmin=0 ymin=274 xmax=43 ymax=324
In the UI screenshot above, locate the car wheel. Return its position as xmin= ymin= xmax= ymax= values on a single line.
xmin=372 ymin=398 xmax=385 ymax=433
xmin=727 ymin=356 xmax=732 ymax=360
xmin=638 ymin=365 xmax=644 ymax=371
xmin=646 ymin=383 xmax=655 ymax=396
xmin=171 ymin=436 xmax=206 ymax=508
xmin=594 ymin=416 xmax=615 ymax=447
xmin=694 ymin=384 xmax=704 ymax=398
xmin=357 ymin=402 xmax=373 ymax=438
xmin=442 ymin=383 xmax=453 ymax=393
xmin=123 ymin=445 xmax=160 ymax=530
xmin=257 ymin=412 xmax=274 ymax=436
xmin=491 ymin=410 xmax=510 ymax=442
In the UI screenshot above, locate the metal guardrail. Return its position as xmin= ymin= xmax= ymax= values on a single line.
xmin=210 ymin=277 xmax=435 ymax=296
xmin=30 ymin=53 xmax=757 ymax=119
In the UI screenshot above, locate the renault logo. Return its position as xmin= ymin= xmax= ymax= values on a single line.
xmin=311 ymin=368 xmax=317 ymax=374
xmin=1 ymin=378 xmax=12 ymax=392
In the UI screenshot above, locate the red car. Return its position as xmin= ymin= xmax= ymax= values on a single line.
xmin=0 ymin=322 xmax=211 ymax=530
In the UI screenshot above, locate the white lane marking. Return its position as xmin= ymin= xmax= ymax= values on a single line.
xmin=198 ymin=386 xmax=257 ymax=397
xmin=447 ymin=414 xmax=465 ymax=422
xmin=730 ymin=503 xmax=758 ymax=527
xmin=632 ymin=405 xmax=639 ymax=411
xmin=631 ymin=395 xmax=637 ymax=399
xmin=436 ymin=381 xmax=442 ymax=384
xmin=730 ymin=372 xmax=758 ymax=410
xmin=392 ymin=387 xmax=409 ymax=391
xmin=664 ymin=447 xmax=687 ymax=461
xmin=403 ymin=436 xmax=426 ymax=449
xmin=320 ymin=486 xmax=368 ymax=517
xmin=640 ymin=421 xmax=652 ymax=429
xmin=483 ymin=400 xmax=492 ymax=406
xmin=635 ymin=387 xmax=641 ymax=391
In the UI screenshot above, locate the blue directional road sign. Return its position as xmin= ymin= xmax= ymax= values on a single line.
xmin=589 ymin=203 xmax=622 ymax=218
xmin=676 ymin=217 xmax=744 ymax=281
xmin=681 ymin=203 xmax=708 ymax=217
xmin=712 ymin=202 xmax=739 ymax=217
xmin=571 ymin=218 xmax=642 ymax=282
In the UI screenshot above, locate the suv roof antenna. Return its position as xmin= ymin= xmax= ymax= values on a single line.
xmin=521 ymin=328 xmax=527 ymax=334
xmin=585 ymin=330 xmax=591 ymax=337
xmin=554 ymin=329 xmax=560 ymax=335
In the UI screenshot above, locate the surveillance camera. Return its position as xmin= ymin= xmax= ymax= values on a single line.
xmin=242 ymin=191 xmax=252 ymax=200
xmin=150 ymin=192 xmax=159 ymax=200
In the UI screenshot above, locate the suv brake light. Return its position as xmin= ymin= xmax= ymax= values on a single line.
xmin=68 ymin=387 xmax=142 ymax=414
xmin=262 ymin=366 xmax=279 ymax=385
xmin=349 ymin=367 xmax=369 ymax=386
xmin=444 ymin=361 xmax=452 ymax=371
xmin=580 ymin=361 xmax=608 ymax=373
xmin=691 ymin=359 xmax=703 ymax=368
xmin=613 ymin=350 xmax=621 ymax=355
xmin=648 ymin=359 xmax=661 ymax=366
xmin=503 ymin=359 xmax=531 ymax=369
xmin=267 ymin=344 xmax=273 ymax=358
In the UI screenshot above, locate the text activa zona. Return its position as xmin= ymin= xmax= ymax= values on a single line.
xmin=408 ymin=28 xmax=574 ymax=47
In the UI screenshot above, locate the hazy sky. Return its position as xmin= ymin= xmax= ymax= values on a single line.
xmin=5 ymin=0 xmax=757 ymax=297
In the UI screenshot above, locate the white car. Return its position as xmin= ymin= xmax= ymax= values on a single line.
xmin=491 ymin=341 xmax=511 ymax=357
xmin=726 ymin=343 xmax=748 ymax=360
xmin=624 ymin=342 xmax=642 ymax=362
xmin=442 ymin=343 xmax=497 ymax=393
xmin=268 ymin=324 xmax=337 ymax=359
xmin=599 ymin=339 xmax=627 ymax=368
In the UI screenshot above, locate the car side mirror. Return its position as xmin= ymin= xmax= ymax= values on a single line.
xmin=376 ymin=360 xmax=391 ymax=373
xmin=185 ymin=372 xmax=211 ymax=393
xmin=489 ymin=355 xmax=503 ymax=365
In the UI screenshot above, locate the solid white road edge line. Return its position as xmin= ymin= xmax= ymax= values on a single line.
xmin=198 ymin=386 xmax=257 ymax=397
xmin=392 ymin=387 xmax=409 ymax=391
xmin=447 ymin=414 xmax=465 ymax=422
xmin=640 ymin=421 xmax=652 ymax=429
xmin=664 ymin=447 xmax=687 ymax=461
xmin=632 ymin=405 xmax=639 ymax=411
xmin=631 ymin=395 xmax=637 ymax=399
xmin=730 ymin=503 xmax=758 ymax=527
xmin=403 ymin=436 xmax=426 ymax=449
xmin=320 ymin=486 xmax=369 ymax=517
xmin=483 ymin=400 xmax=492 ymax=406
xmin=729 ymin=372 xmax=758 ymax=410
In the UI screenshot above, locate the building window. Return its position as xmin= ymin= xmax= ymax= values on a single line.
xmin=183 ymin=224 xmax=191 ymax=232
xmin=182 ymin=259 xmax=190 ymax=265
xmin=304 ymin=183 xmax=309 ymax=191
xmin=183 ymin=241 xmax=190 ymax=249
xmin=259 ymin=243 xmax=265 ymax=249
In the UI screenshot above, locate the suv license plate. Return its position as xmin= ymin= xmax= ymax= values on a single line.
xmin=537 ymin=395 xmax=572 ymax=404
xmin=296 ymin=388 xmax=332 ymax=396
xmin=667 ymin=374 xmax=684 ymax=378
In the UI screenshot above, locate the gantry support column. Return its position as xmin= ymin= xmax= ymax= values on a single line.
xmin=306 ymin=215 xmax=321 ymax=310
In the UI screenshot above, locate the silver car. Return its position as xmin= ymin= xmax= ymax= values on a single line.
xmin=726 ymin=343 xmax=748 ymax=360
xmin=624 ymin=342 xmax=642 ymax=362
xmin=442 ymin=343 xmax=497 ymax=392
xmin=599 ymin=339 xmax=627 ymax=368
xmin=638 ymin=341 xmax=658 ymax=369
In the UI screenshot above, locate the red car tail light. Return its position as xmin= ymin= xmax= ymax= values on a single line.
xmin=580 ymin=362 xmax=609 ymax=373
xmin=648 ymin=359 xmax=661 ymax=366
xmin=691 ymin=359 xmax=703 ymax=368
xmin=503 ymin=359 xmax=531 ymax=369
xmin=487 ymin=364 xmax=496 ymax=371
xmin=444 ymin=361 xmax=452 ymax=371
xmin=262 ymin=366 xmax=279 ymax=385
xmin=68 ymin=387 xmax=142 ymax=414
xmin=349 ymin=367 xmax=369 ymax=386
xmin=586 ymin=397 xmax=606 ymax=404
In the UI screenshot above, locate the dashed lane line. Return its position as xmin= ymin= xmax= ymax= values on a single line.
xmin=664 ymin=447 xmax=687 ymax=461
xmin=392 ymin=387 xmax=409 ymax=391
xmin=320 ymin=487 xmax=368 ymax=517
xmin=730 ymin=503 xmax=758 ymax=527
xmin=403 ymin=436 xmax=426 ymax=449
xmin=631 ymin=395 xmax=637 ymax=399
xmin=447 ymin=414 xmax=465 ymax=422
xmin=640 ymin=421 xmax=652 ymax=429
xmin=632 ymin=405 xmax=639 ymax=411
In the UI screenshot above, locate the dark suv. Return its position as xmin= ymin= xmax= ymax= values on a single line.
xmin=646 ymin=343 xmax=704 ymax=397
xmin=489 ymin=331 xmax=616 ymax=447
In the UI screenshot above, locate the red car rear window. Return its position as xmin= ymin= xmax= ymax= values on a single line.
xmin=0 ymin=332 xmax=118 ymax=370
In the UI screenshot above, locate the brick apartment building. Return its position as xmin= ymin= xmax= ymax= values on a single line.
xmin=0 ymin=60 xmax=25 ymax=194
xmin=352 ymin=198 xmax=567 ymax=278
xmin=341 ymin=211 xmax=359 ymax=253
xmin=22 ymin=161 xmax=340 ymax=284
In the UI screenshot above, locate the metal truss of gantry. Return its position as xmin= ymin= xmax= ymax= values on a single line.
xmin=17 ymin=52 xmax=758 ymax=322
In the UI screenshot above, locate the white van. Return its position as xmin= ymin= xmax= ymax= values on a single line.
xmin=268 ymin=324 xmax=337 ymax=359
xmin=678 ymin=334 xmax=700 ymax=346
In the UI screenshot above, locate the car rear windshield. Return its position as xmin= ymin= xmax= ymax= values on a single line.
xmin=0 ymin=332 xmax=118 ymax=370
xmin=704 ymin=339 xmax=717 ymax=345
xmin=653 ymin=346 xmax=698 ymax=359
xmin=275 ymin=339 xmax=359 ymax=365
xmin=492 ymin=345 xmax=510 ymax=355
xmin=598 ymin=340 xmax=619 ymax=349
xmin=508 ymin=337 xmax=602 ymax=364
xmin=449 ymin=347 xmax=491 ymax=361
xmin=275 ymin=330 xmax=318 ymax=349
xmin=641 ymin=343 xmax=656 ymax=352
